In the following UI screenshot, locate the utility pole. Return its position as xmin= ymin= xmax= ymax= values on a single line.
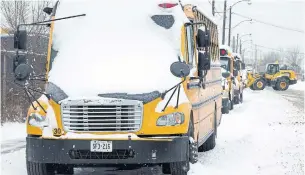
xmin=236 ymin=34 xmax=239 ymax=52
xmin=228 ymin=6 xmax=232 ymax=46
xmin=212 ymin=0 xmax=215 ymax=16
xmin=254 ymin=44 xmax=257 ymax=72
xmin=232 ymin=36 xmax=236 ymax=51
xmin=240 ymin=43 xmax=242 ymax=54
xmin=222 ymin=0 xmax=227 ymax=45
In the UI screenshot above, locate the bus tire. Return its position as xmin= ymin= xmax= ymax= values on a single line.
xmin=26 ymin=161 xmax=54 ymax=175
xmin=166 ymin=114 xmax=195 ymax=175
xmin=240 ymin=92 xmax=243 ymax=103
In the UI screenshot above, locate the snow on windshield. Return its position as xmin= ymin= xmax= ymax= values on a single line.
xmin=48 ymin=0 xmax=189 ymax=97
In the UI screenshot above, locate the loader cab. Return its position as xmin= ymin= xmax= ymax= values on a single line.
xmin=266 ymin=64 xmax=279 ymax=75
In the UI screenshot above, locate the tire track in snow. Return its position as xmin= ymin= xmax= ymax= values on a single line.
xmin=1 ymin=139 xmax=26 ymax=154
xmin=273 ymin=89 xmax=304 ymax=112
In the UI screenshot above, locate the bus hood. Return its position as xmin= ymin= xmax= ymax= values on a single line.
xmin=47 ymin=0 xmax=189 ymax=99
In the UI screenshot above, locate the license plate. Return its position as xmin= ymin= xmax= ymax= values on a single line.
xmin=90 ymin=141 xmax=112 ymax=152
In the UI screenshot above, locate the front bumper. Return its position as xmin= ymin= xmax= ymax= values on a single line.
xmin=26 ymin=136 xmax=189 ymax=165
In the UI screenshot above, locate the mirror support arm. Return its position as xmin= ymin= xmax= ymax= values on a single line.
xmin=161 ymin=77 xmax=186 ymax=112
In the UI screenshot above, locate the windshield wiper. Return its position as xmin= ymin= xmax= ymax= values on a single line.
xmin=18 ymin=14 xmax=86 ymax=28
xmin=14 ymin=14 xmax=86 ymax=113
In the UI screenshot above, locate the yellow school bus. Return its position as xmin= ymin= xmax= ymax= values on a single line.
xmin=13 ymin=1 xmax=221 ymax=175
xmin=232 ymin=53 xmax=244 ymax=104
xmin=219 ymin=45 xmax=235 ymax=111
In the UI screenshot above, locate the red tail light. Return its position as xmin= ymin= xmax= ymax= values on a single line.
xmin=220 ymin=49 xmax=227 ymax=56
xmin=158 ymin=3 xmax=178 ymax=8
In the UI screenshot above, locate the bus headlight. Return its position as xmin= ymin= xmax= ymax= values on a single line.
xmin=156 ymin=112 xmax=184 ymax=126
xmin=28 ymin=113 xmax=49 ymax=128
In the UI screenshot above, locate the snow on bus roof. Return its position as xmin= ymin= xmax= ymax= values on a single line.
xmin=232 ymin=52 xmax=242 ymax=59
xmin=48 ymin=0 xmax=190 ymax=99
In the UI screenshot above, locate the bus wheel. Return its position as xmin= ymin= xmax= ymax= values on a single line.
xmin=240 ymin=92 xmax=243 ymax=103
xmin=166 ymin=116 xmax=196 ymax=175
xmin=27 ymin=161 xmax=55 ymax=175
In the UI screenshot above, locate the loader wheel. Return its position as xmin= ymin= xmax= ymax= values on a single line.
xmin=249 ymin=85 xmax=255 ymax=90
xmin=253 ymin=79 xmax=266 ymax=90
xmin=276 ymin=79 xmax=289 ymax=91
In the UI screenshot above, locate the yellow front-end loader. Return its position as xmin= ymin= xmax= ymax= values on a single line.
xmin=246 ymin=62 xmax=298 ymax=91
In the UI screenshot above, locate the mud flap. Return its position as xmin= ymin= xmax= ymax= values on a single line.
xmin=189 ymin=137 xmax=198 ymax=164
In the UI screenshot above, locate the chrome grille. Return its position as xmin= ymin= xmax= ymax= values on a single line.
xmin=61 ymin=98 xmax=143 ymax=132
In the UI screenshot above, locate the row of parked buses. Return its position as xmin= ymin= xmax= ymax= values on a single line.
xmin=11 ymin=1 xmax=248 ymax=175
xmin=219 ymin=45 xmax=247 ymax=114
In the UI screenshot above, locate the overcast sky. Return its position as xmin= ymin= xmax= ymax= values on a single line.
xmin=211 ymin=0 xmax=305 ymax=61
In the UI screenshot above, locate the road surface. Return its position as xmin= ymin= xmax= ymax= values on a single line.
xmin=1 ymin=88 xmax=304 ymax=175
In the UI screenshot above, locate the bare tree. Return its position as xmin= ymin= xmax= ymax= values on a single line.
xmin=1 ymin=1 xmax=51 ymax=34
xmin=1 ymin=1 xmax=51 ymax=124
xmin=261 ymin=51 xmax=281 ymax=66
xmin=285 ymin=46 xmax=304 ymax=73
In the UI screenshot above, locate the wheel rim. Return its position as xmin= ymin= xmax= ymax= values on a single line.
xmin=280 ymin=82 xmax=287 ymax=89
xmin=257 ymin=81 xmax=263 ymax=88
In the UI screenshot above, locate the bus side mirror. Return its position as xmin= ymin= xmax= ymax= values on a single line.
xmin=14 ymin=29 xmax=27 ymax=50
xmin=197 ymin=28 xmax=211 ymax=47
xmin=13 ymin=54 xmax=32 ymax=81
xmin=170 ymin=61 xmax=190 ymax=78
xmin=198 ymin=51 xmax=210 ymax=74
xmin=222 ymin=71 xmax=230 ymax=78
xmin=43 ymin=7 xmax=53 ymax=15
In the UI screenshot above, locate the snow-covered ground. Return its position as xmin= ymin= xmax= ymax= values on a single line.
xmin=0 ymin=122 xmax=26 ymax=142
xmin=290 ymin=81 xmax=305 ymax=91
xmin=1 ymin=89 xmax=304 ymax=175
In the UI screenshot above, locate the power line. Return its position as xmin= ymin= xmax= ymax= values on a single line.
xmin=255 ymin=44 xmax=305 ymax=55
xmin=232 ymin=12 xmax=305 ymax=34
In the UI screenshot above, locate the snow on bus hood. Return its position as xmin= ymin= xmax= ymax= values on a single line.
xmin=48 ymin=0 xmax=189 ymax=99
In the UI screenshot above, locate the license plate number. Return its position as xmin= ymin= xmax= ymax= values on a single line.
xmin=90 ymin=141 xmax=112 ymax=152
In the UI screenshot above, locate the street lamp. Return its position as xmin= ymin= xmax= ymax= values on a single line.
xmin=236 ymin=33 xmax=251 ymax=52
xmin=232 ymin=19 xmax=253 ymax=30
xmin=240 ymin=33 xmax=252 ymax=40
xmin=239 ymin=40 xmax=253 ymax=54
xmin=228 ymin=0 xmax=252 ymax=46
xmin=241 ymin=39 xmax=253 ymax=45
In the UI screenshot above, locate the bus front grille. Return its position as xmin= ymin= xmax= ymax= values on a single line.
xmin=61 ymin=99 xmax=143 ymax=132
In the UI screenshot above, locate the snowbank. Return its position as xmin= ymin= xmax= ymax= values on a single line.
xmin=195 ymin=89 xmax=304 ymax=175
xmin=0 ymin=123 xmax=26 ymax=142
xmin=49 ymin=0 xmax=189 ymax=97
xmin=1 ymin=149 xmax=26 ymax=174
xmin=290 ymin=81 xmax=305 ymax=91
